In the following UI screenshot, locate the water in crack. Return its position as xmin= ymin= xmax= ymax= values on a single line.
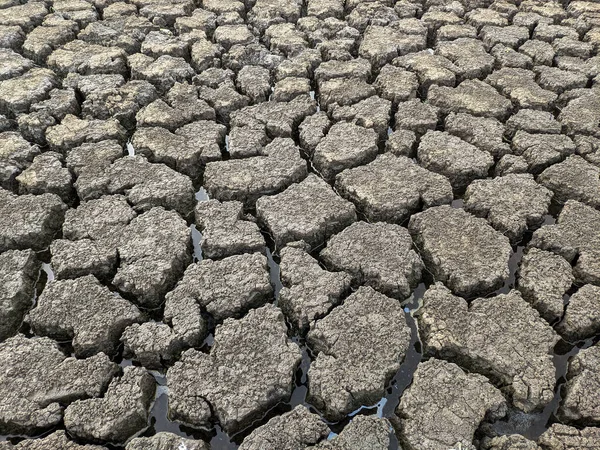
xmin=191 ymin=225 xmax=203 ymax=262
xmin=196 ymin=187 xmax=209 ymax=202
xmin=266 ymin=247 xmax=282 ymax=302
xmin=126 ymin=141 xmax=135 ymax=157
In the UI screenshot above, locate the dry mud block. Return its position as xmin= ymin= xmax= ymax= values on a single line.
xmin=395 ymin=358 xmax=507 ymax=450
xmin=0 ymin=249 xmax=40 ymax=342
xmin=320 ymin=221 xmax=423 ymax=300
xmin=307 ymin=286 xmax=412 ymax=421
xmin=126 ymin=433 xmax=209 ymax=450
xmin=310 ymin=416 xmax=396 ymax=450
xmin=417 ymin=283 xmax=560 ymax=413
xmin=0 ymin=335 xmax=118 ymax=435
xmin=530 ymin=200 xmax=600 ymax=286
xmin=409 ymin=206 xmax=512 ymax=297
xmin=167 ymin=305 xmax=301 ymax=434
xmin=256 ymin=174 xmax=356 ymax=251
xmin=0 ymin=431 xmax=108 ymax=450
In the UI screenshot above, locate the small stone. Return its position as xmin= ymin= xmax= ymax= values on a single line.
xmin=395 ymin=358 xmax=507 ymax=450
xmin=0 ymin=335 xmax=118 ymax=435
xmin=417 ymin=130 xmax=494 ymax=193
xmin=256 ymin=174 xmax=356 ymax=251
xmin=428 ymin=79 xmax=512 ymax=119
xmin=335 ymin=154 xmax=452 ymax=224
xmin=0 ymin=190 xmax=66 ymax=252
xmin=538 ymin=423 xmax=600 ymax=449
xmin=113 ymin=207 xmax=191 ymax=308
xmin=409 ymin=205 xmax=512 ymax=297
xmin=16 ymin=152 xmax=73 ymax=203
xmin=167 ymin=305 xmax=302 ymax=433
xmin=463 ymin=174 xmax=553 ymax=244
xmin=204 ymin=137 xmax=307 ymax=205
xmin=321 ymin=221 xmax=423 ymax=299
xmin=416 ymin=283 xmax=559 ymax=412
xmin=559 ymin=343 xmax=600 ymax=425
xmin=195 ymin=200 xmax=265 ymax=259
xmin=557 ymin=285 xmax=600 ymax=342
xmin=64 ymin=366 xmax=156 ymax=444
xmin=538 ymin=155 xmax=600 ymax=208
xmin=518 ymin=247 xmax=573 ymax=323
xmin=312 ymin=122 xmax=379 ymax=181
xmin=311 ymin=416 xmax=394 ymax=449
xmin=0 ymin=250 xmax=39 ymax=342
xmin=239 ymin=405 xmax=329 ymax=450
xmin=126 ymin=433 xmax=209 ymax=450
xmin=28 ymin=275 xmax=143 ymax=357
xmin=307 ymin=286 xmax=412 ymax=421
xmin=167 ymin=253 xmax=272 ymax=320
xmin=512 ymin=131 xmax=576 ymax=173
xmin=444 ymin=112 xmax=511 ymax=158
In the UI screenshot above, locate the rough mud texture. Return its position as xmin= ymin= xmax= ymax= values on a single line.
xmin=2 ymin=0 xmax=600 ymax=448
xmin=417 ymin=284 xmax=560 ymax=413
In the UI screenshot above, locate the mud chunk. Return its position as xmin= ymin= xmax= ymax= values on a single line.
xmin=30 ymin=87 xmax=79 ymax=121
xmin=532 ymin=200 xmax=600 ymax=285
xmin=113 ymin=207 xmax=191 ymax=308
xmin=198 ymin=84 xmax=248 ymax=124
xmin=417 ymin=130 xmax=494 ymax=193
xmin=307 ymin=286 xmax=411 ymax=421
xmin=321 ymin=222 xmax=423 ymax=299
xmin=314 ymin=58 xmax=371 ymax=84
xmin=256 ymin=174 xmax=356 ymax=251
xmin=265 ymin=23 xmax=308 ymax=56
xmin=436 ymin=38 xmax=495 ymax=80
xmin=518 ymin=39 xmax=555 ymax=66
xmin=445 ymin=112 xmax=510 ymax=158
xmin=329 ymin=96 xmax=392 ymax=140
xmin=394 ymin=99 xmax=440 ymax=135
xmin=318 ymin=77 xmax=376 ymax=110
xmin=239 ymin=405 xmax=329 ymax=450
xmin=409 ymin=206 xmax=511 ymax=297
xmin=227 ymin=126 xmax=267 ymax=158
xmin=167 ymin=305 xmax=301 ymax=433
xmin=518 ymin=248 xmax=573 ymax=323
xmin=505 ymin=108 xmax=562 ymax=136
xmin=236 ymin=65 xmax=271 ymax=104
xmin=512 ymin=131 xmax=576 ymax=173
xmin=557 ymin=285 xmax=600 ymax=342
xmin=189 ymin=38 xmax=221 ymax=73
xmin=385 ymin=129 xmax=417 ymax=157
xmin=535 ymin=66 xmax=588 ymax=94
xmin=0 ymin=25 xmax=25 ymax=51
xmin=485 ymin=67 xmax=558 ymax=110
xmin=538 ymin=423 xmax=600 ymax=449
xmin=559 ymin=343 xmax=600 ymax=425
xmin=346 ymin=2 xmax=398 ymax=32
xmin=278 ymin=246 xmax=350 ymax=333
xmin=0 ymin=190 xmax=66 ymax=252
xmin=534 ymin=23 xmax=579 ymax=43
xmin=299 ymin=111 xmax=330 ymax=155
xmin=481 ymin=25 xmax=530 ymax=50
xmin=126 ymin=433 xmax=208 ymax=450
xmin=28 ymin=275 xmax=142 ymax=357
xmin=230 ymin=95 xmax=316 ymax=138
xmin=491 ymin=43 xmax=533 ymax=69
xmin=175 ymin=8 xmax=216 ymax=36
xmin=335 ymin=154 xmax=452 ymax=224
xmin=393 ymin=51 xmax=458 ymax=93
xmin=275 ymin=48 xmax=321 ymax=81
xmin=46 ymin=114 xmax=127 ymax=153
xmin=0 ymin=68 xmax=58 ymax=116
xmin=195 ymin=200 xmax=265 ymax=259
xmin=417 ymin=284 xmax=559 ymax=412
xmin=359 ymin=24 xmax=426 ymax=68
xmin=132 ymin=121 xmax=224 ymax=179
xmin=222 ymin=42 xmax=283 ymax=72
xmin=0 ymin=3 xmax=48 ymax=32
xmin=559 ymin=92 xmax=600 ymax=137
xmin=168 ymin=253 xmax=271 ymax=320
xmin=553 ymin=37 xmax=594 ymax=59
xmin=248 ymin=0 xmax=302 ymax=32
xmin=47 ymin=41 xmax=127 ymax=76
xmin=306 ymin=0 xmax=344 ymax=20
xmin=272 ymin=77 xmax=311 ymax=102
xmin=311 ymin=416 xmax=394 ymax=449
xmin=50 ymin=239 xmax=117 ymax=280
xmin=466 ymin=8 xmax=508 ymax=30
xmin=129 ymin=53 xmax=194 ymax=93
xmin=482 ymin=435 xmax=540 ymax=450
xmin=0 ymin=335 xmax=118 ymax=435
xmin=75 ymin=156 xmax=195 ymax=217
xmin=312 ymin=122 xmax=378 ymax=181
xmin=65 ymin=366 xmax=155 ymax=444
xmin=436 ymin=24 xmax=478 ymax=43
xmin=0 ymin=250 xmax=39 ymax=342
xmin=374 ymin=65 xmax=418 ymax=105
xmin=0 ymin=430 xmax=107 ymax=450
xmin=395 ymin=358 xmax=507 ymax=450
xmin=464 ymin=174 xmax=553 ymax=244
xmin=204 ymin=137 xmax=307 ymax=206
xmin=0 ymin=49 xmax=33 ymax=81
xmin=16 ymin=152 xmax=73 ymax=203
xmin=0 ymin=131 xmax=40 ymax=190
xmin=538 ymin=156 xmax=600 ymax=208
xmin=428 ymin=79 xmax=512 ymax=119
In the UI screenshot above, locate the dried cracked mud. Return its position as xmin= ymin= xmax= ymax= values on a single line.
xmin=1 ymin=0 xmax=599 ymax=449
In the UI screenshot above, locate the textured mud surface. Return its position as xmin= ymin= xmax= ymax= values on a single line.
xmin=1 ymin=0 xmax=600 ymax=449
